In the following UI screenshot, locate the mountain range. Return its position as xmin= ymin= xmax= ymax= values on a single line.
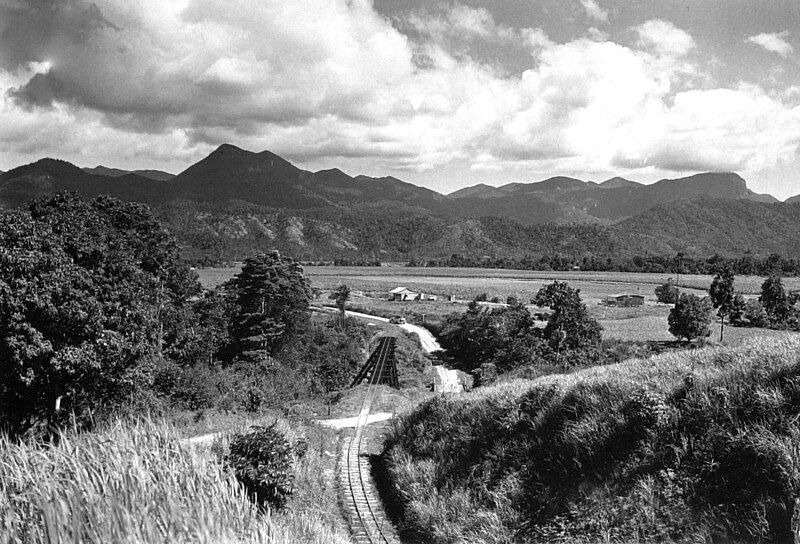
xmin=1 ymin=144 xmax=799 ymax=263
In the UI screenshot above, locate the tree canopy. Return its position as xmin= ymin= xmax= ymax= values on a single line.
xmin=0 ymin=194 xmax=201 ymax=436
xmin=226 ymin=251 xmax=311 ymax=363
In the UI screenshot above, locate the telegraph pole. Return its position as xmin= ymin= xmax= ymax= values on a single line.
xmin=675 ymin=252 xmax=684 ymax=308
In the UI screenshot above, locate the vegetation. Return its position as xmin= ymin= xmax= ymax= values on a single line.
xmin=760 ymin=275 xmax=791 ymax=324
xmin=438 ymin=282 xmax=604 ymax=381
xmin=0 ymin=193 xmax=384 ymax=438
xmin=668 ymin=293 xmax=712 ymax=342
xmin=331 ymin=284 xmax=351 ymax=328
xmin=655 ymin=279 xmax=678 ymax=304
xmin=226 ymin=251 xmax=312 ymax=362
xmin=226 ymin=423 xmax=296 ymax=510
xmin=385 ymin=336 xmax=800 ymax=544
xmin=0 ymin=418 xmax=351 ymax=544
xmin=0 ymin=194 xmax=200 ymax=436
xmin=708 ymin=266 xmax=735 ymax=341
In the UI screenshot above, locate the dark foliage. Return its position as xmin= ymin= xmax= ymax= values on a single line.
xmin=668 ymin=294 xmax=712 ymax=342
xmin=226 ymin=251 xmax=311 ymax=362
xmin=655 ymin=279 xmax=678 ymax=304
xmin=0 ymin=194 xmax=201 ymax=436
xmin=226 ymin=423 xmax=295 ymax=510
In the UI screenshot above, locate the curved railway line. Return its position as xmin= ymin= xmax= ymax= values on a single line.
xmin=341 ymin=336 xmax=396 ymax=544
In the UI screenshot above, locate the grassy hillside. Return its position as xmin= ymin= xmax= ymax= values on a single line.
xmin=1 ymin=418 xmax=352 ymax=544
xmin=384 ymin=336 xmax=800 ymax=543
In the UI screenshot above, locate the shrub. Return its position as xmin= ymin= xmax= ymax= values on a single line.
xmin=226 ymin=423 xmax=295 ymax=510
xmin=744 ymin=299 xmax=769 ymax=328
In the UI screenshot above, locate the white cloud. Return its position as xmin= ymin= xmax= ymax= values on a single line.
xmin=635 ymin=19 xmax=695 ymax=57
xmin=1 ymin=1 xmax=800 ymax=188
xmin=580 ymin=0 xmax=608 ymax=23
xmin=747 ymin=31 xmax=794 ymax=57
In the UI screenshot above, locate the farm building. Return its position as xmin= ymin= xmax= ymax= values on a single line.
xmin=603 ymin=294 xmax=645 ymax=307
xmin=388 ymin=287 xmax=437 ymax=301
xmin=389 ymin=287 xmax=418 ymax=301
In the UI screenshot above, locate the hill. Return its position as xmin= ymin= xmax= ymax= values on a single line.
xmin=385 ymin=336 xmax=800 ymax=543
xmin=0 ymin=159 xmax=165 ymax=208
xmin=83 ymin=165 xmax=175 ymax=181
xmin=612 ymin=198 xmax=800 ymax=257
xmin=451 ymin=172 xmax=777 ymax=225
xmin=2 ymin=146 xmax=798 ymax=263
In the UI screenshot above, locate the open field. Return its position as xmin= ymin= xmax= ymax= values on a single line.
xmin=198 ymin=265 xmax=800 ymax=344
xmin=199 ymin=265 xmax=799 ymax=301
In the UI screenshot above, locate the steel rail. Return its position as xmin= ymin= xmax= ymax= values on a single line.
xmin=345 ymin=336 xmax=393 ymax=544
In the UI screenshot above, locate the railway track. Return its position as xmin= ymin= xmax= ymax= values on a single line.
xmin=341 ymin=336 xmax=395 ymax=544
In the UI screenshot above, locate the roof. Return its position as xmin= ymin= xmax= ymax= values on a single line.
xmin=610 ymin=293 xmax=645 ymax=299
xmin=389 ymin=286 xmax=416 ymax=294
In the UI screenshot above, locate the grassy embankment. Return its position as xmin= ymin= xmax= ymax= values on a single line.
xmin=1 ymin=417 xmax=352 ymax=544
xmin=384 ymin=335 xmax=800 ymax=543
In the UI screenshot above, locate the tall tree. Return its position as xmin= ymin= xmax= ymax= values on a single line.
xmin=331 ymin=284 xmax=350 ymax=328
xmin=709 ymin=266 xmax=735 ymax=341
xmin=760 ymin=275 xmax=790 ymax=325
xmin=533 ymin=281 xmax=602 ymax=352
xmin=668 ymin=293 xmax=712 ymax=343
xmin=227 ymin=251 xmax=311 ymax=363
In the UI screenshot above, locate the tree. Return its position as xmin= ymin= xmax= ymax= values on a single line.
xmin=655 ymin=279 xmax=678 ymax=304
xmin=330 ymin=284 xmax=350 ymax=328
xmin=728 ymin=294 xmax=747 ymax=327
xmin=709 ymin=266 xmax=735 ymax=341
xmin=533 ymin=281 xmax=602 ymax=352
xmin=668 ymin=294 xmax=712 ymax=342
xmin=227 ymin=251 xmax=311 ymax=363
xmin=760 ymin=275 xmax=790 ymax=325
xmin=0 ymin=194 xmax=200 ymax=436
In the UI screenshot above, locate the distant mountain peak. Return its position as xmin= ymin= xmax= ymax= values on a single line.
xmin=600 ymin=176 xmax=640 ymax=189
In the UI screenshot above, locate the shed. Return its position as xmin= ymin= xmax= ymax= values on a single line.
xmin=389 ymin=287 xmax=419 ymax=301
xmin=604 ymin=294 xmax=645 ymax=307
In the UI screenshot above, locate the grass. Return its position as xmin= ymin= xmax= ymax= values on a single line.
xmin=0 ymin=417 xmax=352 ymax=544
xmin=383 ymin=335 xmax=800 ymax=543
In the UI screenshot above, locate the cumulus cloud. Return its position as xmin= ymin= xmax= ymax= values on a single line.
xmin=747 ymin=31 xmax=794 ymax=57
xmin=580 ymin=0 xmax=608 ymax=23
xmin=635 ymin=19 xmax=695 ymax=57
xmin=1 ymin=1 xmax=800 ymax=186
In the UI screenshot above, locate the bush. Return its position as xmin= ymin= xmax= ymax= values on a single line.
xmin=744 ymin=299 xmax=769 ymax=328
xmin=226 ymin=423 xmax=295 ymax=510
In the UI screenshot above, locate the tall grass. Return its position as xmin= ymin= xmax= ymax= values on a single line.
xmin=385 ymin=335 xmax=800 ymax=543
xmin=0 ymin=419 xmax=351 ymax=544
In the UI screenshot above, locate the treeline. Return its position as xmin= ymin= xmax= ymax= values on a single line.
xmin=422 ymin=251 xmax=800 ymax=276
xmin=0 ymin=193 xmax=374 ymax=438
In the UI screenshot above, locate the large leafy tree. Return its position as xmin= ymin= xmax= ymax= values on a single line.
xmin=0 ymin=194 xmax=200 ymax=436
xmin=533 ymin=281 xmax=602 ymax=352
xmin=709 ymin=266 xmax=735 ymax=341
xmin=668 ymin=293 xmax=712 ymax=342
xmin=439 ymin=299 xmax=543 ymax=373
xmin=226 ymin=251 xmax=311 ymax=363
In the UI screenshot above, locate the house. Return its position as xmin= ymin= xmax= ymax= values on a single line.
xmin=603 ymin=294 xmax=645 ymax=307
xmin=389 ymin=287 xmax=419 ymax=301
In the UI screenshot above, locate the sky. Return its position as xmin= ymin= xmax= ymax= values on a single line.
xmin=2 ymin=0 xmax=800 ymax=199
